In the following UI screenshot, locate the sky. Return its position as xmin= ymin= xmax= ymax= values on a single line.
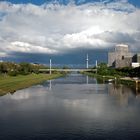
xmin=0 ymin=0 xmax=140 ymax=66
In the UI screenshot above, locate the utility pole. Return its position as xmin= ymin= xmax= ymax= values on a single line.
xmin=49 ymin=59 xmax=52 ymax=75
xmin=86 ymin=54 xmax=89 ymax=69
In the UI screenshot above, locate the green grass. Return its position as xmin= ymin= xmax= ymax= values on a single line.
xmin=0 ymin=73 xmax=63 ymax=96
xmin=82 ymin=72 xmax=117 ymax=79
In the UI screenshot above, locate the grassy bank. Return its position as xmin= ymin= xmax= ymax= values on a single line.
xmin=0 ymin=73 xmax=63 ymax=96
xmin=82 ymin=72 xmax=118 ymax=81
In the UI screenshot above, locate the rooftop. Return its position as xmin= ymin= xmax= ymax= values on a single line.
xmin=116 ymin=44 xmax=128 ymax=48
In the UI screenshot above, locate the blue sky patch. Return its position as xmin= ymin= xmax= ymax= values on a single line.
xmin=1 ymin=0 xmax=140 ymax=7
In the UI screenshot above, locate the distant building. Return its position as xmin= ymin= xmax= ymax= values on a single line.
xmin=108 ymin=44 xmax=132 ymax=68
xmin=108 ymin=44 xmax=140 ymax=68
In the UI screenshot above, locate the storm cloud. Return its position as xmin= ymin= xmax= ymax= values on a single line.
xmin=0 ymin=0 xmax=140 ymax=59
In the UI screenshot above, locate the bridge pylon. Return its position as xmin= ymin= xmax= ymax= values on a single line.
xmin=86 ymin=54 xmax=89 ymax=69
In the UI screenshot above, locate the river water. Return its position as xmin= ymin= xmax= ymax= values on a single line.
xmin=0 ymin=73 xmax=140 ymax=140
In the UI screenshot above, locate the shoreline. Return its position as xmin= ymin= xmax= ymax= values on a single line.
xmin=82 ymin=72 xmax=140 ymax=91
xmin=0 ymin=73 xmax=64 ymax=96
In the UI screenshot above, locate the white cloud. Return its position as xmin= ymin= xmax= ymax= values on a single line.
xmin=9 ymin=41 xmax=58 ymax=54
xmin=0 ymin=1 xmax=140 ymax=57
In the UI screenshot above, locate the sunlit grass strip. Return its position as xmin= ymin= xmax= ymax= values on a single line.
xmin=0 ymin=73 xmax=63 ymax=96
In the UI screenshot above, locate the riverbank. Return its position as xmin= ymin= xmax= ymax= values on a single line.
xmin=83 ymin=72 xmax=140 ymax=90
xmin=0 ymin=73 xmax=63 ymax=96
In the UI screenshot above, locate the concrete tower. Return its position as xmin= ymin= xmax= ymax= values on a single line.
xmin=108 ymin=44 xmax=132 ymax=68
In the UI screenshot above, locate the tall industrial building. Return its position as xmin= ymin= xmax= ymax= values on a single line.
xmin=108 ymin=44 xmax=132 ymax=68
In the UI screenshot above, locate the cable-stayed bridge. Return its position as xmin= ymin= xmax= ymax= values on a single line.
xmin=40 ymin=54 xmax=98 ymax=73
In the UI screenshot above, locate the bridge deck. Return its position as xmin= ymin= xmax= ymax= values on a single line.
xmin=39 ymin=69 xmax=97 ymax=72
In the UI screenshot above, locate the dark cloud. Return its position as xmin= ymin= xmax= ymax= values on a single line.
xmin=94 ymin=31 xmax=136 ymax=44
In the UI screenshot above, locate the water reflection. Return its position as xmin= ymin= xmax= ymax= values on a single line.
xmin=49 ymin=80 xmax=52 ymax=90
xmin=1 ymin=74 xmax=140 ymax=110
xmin=108 ymin=84 xmax=137 ymax=107
xmin=0 ymin=73 xmax=140 ymax=140
xmin=86 ymin=75 xmax=89 ymax=84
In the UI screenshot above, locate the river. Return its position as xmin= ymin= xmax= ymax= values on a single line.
xmin=0 ymin=73 xmax=140 ymax=140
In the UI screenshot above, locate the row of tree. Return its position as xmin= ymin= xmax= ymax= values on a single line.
xmin=0 ymin=62 xmax=47 ymax=76
xmin=116 ymin=67 xmax=140 ymax=77
xmin=95 ymin=63 xmax=140 ymax=77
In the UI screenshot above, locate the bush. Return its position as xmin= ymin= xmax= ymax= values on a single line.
xmin=8 ymin=71 xmax=18 ymax=76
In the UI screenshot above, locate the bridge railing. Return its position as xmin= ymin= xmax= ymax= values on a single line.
xmin=39 ymin=68 xmax=97 ymax=72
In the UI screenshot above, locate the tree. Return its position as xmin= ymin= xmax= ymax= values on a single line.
xmin=97 ymin=63 xmax=109 ymax=75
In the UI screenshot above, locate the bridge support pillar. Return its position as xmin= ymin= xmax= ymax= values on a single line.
xmin=50 ymin=59 xmax=52 ymax=75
